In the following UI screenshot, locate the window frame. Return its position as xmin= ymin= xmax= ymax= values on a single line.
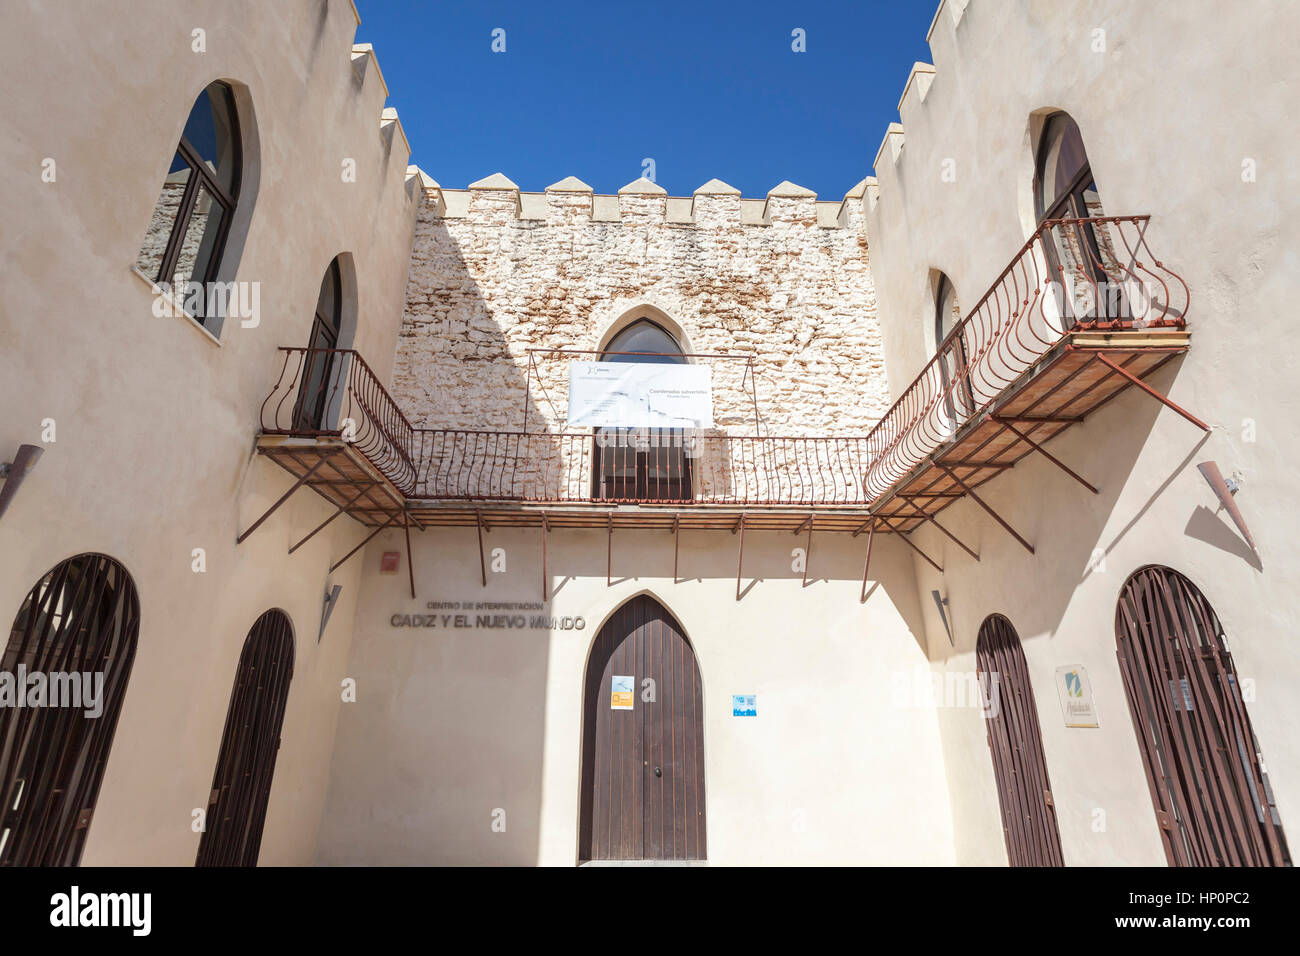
xmin=590 ymin=319 xmax=694 ymax=503
xmin=147 ymin=82 xmax=242 ymax=326
xmin=1032 ymin=112 xmax=1121 ymax=326
xmin=933 ymin=273 xmax=974 ymax=426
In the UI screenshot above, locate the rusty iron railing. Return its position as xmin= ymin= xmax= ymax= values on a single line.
xmin=260 ymin=216 xmax=1185 ymax=511
xmin=409 ymin=429 xmax=875 ymax=504
xmin=261 ymin=347 xmax=419 ymax=494
xmin=860 ymin=216 xmax=1189 ymax=503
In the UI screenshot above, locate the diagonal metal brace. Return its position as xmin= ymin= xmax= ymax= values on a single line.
xmin=237 ymin=450 xmax=339 ymax=544
xmin=938 ymin=464 xmax=1035 ymax=554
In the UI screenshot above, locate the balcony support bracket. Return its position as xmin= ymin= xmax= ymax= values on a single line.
xmin=924 ymin=512 xmax=980 ymax=561
xmin=329 ymin=512 xmax=400 ymax=573
xmin=938 ymin=465 xmax=1035 ymax=554
xmin=476 ymin=509 xmax=487 ymax=587
xmin=672 ymin=515 xmax=680 ymax=583
xmin=859 ymin=519 xmax=876 ymax=603
xmin=540 ymin=513 xmax=548 ymax=601
xmin=403 ymin=510 xmax=416 ymax=599
xmin=992 ymin=417 xmax=1099 ymax=494
xmin=1095 ymin=354 xmax=1209 ymax=432
xmin=735 ymin=515 xmax=747 ymax=601
xmin=878 ymin=515 xmax=943 ymax=573
xmin=237 ymin=449 xmax=340 ymax=544
xmin=873 ymin=520 xmax=946 ymax=572
xmin=287 ymin=480 xmax=377 ymax=555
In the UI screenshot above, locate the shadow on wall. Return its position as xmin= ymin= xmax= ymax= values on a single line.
xmin=540 ymin=526 xmax=928 ymax=658
xmin=927 ymin=356 xmax=1230 ymax=662
xmin=315 ymin=551 xmax=554 ymax=866
xmin=397 ymin=218 xmax=548 ymax=434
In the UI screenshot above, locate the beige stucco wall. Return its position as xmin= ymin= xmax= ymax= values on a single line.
xmin=864 ymin=0 xmax=1300 ymax=865
xmin=315 ymin=526 xmax=955 ymax=865
xmin=0 ymin=0 xmax=419 ymax=864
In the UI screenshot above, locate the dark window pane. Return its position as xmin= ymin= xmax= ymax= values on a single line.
xmin=181 ymin=83 xmax=239 ymax=197
xmin=1038 ymin=113 xmax=1094 ymax=217
xmin=134 ymin=154 xmax=191 ymax=281
xmin=316 ymin=262 xmax=341 ymax=334
xmin=604 ymin=320 xmax=685 ymax=362
xmin=172 ymin=183 xmax=227 ymax=307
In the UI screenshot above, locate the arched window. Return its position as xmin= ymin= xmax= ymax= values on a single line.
xmin=592 ymin=319 xmax=692 ymax=502
xmin=1035 ymin=112 xmax=1103 ymax=222
xmin=0 ymin=554 xmax=140 ymax=865
xmin=294 ymin=257 xmax=346 ymax=431
xmin=933 ymin=273 xmax=973 ymax=427
xmin=976 ymin=613 xmax=1064 ymax=866
xmin=604 ymin=320 xmax=685 ymax=361
xmin=196 ymin=609 xmax=295 ymax=867
xmin=1033 ymin=112 xmax=1126 ymax=324
xmin=1116 ymin=566 xmax=1290 ymax=866
xmin=135 ymin=81 xmax=243 ymax=329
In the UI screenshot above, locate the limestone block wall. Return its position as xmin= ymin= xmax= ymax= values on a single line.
xmin=397 ymin=175 xmax=886 ymax=435
xmin=395 ymin=174 xmax=886 ymax=502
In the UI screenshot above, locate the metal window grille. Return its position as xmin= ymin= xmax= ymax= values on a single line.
xmin=195 ymin=609 xmax=295 ymax=867
xmin=976 ymin=613 xmax=1065 ymax=866
xmin=0 ymin=554 xmax=139 ymax=866
xmin=1116 ymin=565 xmax=1290 ymax=866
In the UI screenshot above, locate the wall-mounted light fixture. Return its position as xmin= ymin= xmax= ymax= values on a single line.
xmin=931 ymin=589 xmax=954 ymax=646
xmin=0 ymin=444 xmax=43 ymax=521
xmin=1197 ymin=461 xmax=1257 ymax=553
xmin=319 ymin=584 xmax=343 ymax=642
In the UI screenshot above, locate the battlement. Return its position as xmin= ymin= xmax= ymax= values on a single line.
xmin=862 ymin=0 xmax=972 ymax=217
xmin=411 ymin=173 xmax=866 ymax=229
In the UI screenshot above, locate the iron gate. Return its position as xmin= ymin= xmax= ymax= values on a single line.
xmin=196 ymin=609 xmax=295 ymax=866
xmin=0 ymin=554 xmax=139 ymax=866
xmin=976 ymin=613 xmax=1065 ymax=866
xmin=1116 ymin=565 xmax=1290 ymax=866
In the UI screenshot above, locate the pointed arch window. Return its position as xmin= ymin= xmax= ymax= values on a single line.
xmin=293 ymin=257 xmax=346 ymax=431
xmin=591 ymin=319 xmax=693 ymax=502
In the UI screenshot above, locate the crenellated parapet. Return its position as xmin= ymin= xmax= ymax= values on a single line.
xmin=860 ymin=0 xmax=975 ymax=222
xmin=397 ymin=169 xmax=886 ymax=439
xmin=421 ymin=175 xmax=857 ymax=229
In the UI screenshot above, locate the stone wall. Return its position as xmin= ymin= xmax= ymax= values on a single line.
xmin=395 ymin=175 xmax=887 ymax=443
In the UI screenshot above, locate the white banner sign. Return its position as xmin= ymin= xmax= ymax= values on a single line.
xmin=567 ymin=361 xmax=714 ymax=429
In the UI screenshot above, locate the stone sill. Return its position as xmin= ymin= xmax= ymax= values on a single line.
xmin=129 ymin=266 xmax=222 ymax=348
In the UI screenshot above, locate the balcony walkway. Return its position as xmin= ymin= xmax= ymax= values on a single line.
xmin=242 ymin=215 xmax=1203 ymax=592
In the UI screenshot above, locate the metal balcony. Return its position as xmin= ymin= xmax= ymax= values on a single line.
xmin=243 ymin=214 xmax=1202 ymax=594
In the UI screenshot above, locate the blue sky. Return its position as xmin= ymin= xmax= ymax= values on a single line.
xmin=357 ymin=0 xmax=937 ymax=199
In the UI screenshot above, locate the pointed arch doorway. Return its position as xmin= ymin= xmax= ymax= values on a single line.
xmin=579 ymin=594 xmax=705 ymax=862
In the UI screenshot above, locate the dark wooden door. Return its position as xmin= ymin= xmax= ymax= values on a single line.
xmin=196 ymin=609 xmax=294 ymax=867
xmin=976 ymin=614 xmax=1064 ymax=867
xmin=580 ymin=595 xmax=705 ymax=861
